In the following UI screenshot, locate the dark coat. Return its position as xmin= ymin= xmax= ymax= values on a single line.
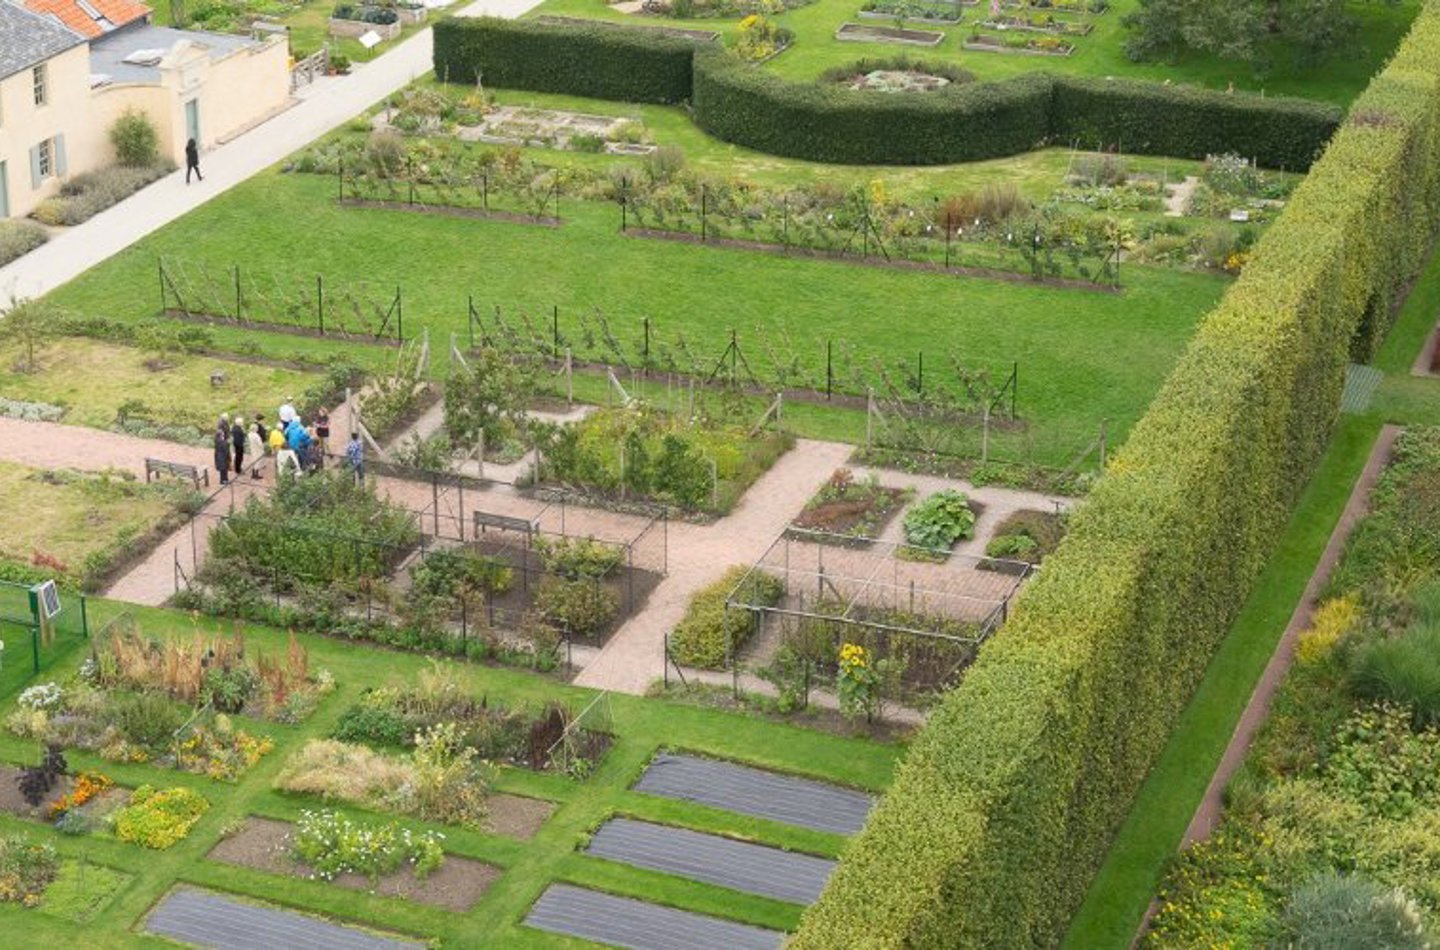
xmin=185 ymin=141 xmax=199 ymax=167
xmin=213 ymin=428 xmax=231 ymax=466
xmin=231 ymin=422 xmax=246 ymax=453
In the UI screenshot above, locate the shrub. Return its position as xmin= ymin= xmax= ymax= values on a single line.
xmin=275 ymin=739 xmax=416 ymax=805
xmin=1279 ymin=873 xmax=1430 ymax=949
xmin=902 ymin=490 xmax=975 ymax=552
xmin=1295 ymin=594 xmax=1360 ymax=665
xmin=794 ymin=6 xmax=1440 ymax=944
xmin=433 ymin=17 xmax=696 ymax=104
xmin=1351 ymin=626 xmax=1440 ymax=728
xmin=671 ymin=566 xmax=782 ymax=669
xmin=31 ymin=164 xmax=171 ymax=226
xmin=109 ymin=109 xmax=159 ymax=167
xmin=0 ymin=220 xmax=48 ymax=267
xmin=113 ymin=785 xmax=210 ymax=849
xmin=817 ymin=56 xmax=974 ymax=87
xmin=332 ymin=702 xmax=411 ymax=747
xmin=535 ymin=577 xmax=619 ymax=639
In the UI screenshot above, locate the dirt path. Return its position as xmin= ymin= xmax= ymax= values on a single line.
xmin=573 ymin=439 xmax=854 ymax=694
xmin=1164 ymin=176 xmax=1199 ymax=217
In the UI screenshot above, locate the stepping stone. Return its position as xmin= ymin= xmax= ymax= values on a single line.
xmin=144 ymin=886 xmax=419 ymax=949
xmin=632 ymin=753 xmax=874 ymax=835
xmin=525 ymin=883 xmax=783 ymax=950
xmin=587 ymin=818 xmax=836 ymax=904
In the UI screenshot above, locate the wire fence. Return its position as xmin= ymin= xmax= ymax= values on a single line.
xmin=170 ymin=465 xmax=667 ymax=667
xmin=704 ymin=529 xmax=1030 ymax=712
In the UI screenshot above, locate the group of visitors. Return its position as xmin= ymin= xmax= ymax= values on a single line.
xmin=212 ymin=403 xmax=362 ymax=485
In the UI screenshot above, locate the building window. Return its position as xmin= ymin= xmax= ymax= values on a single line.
xmin=37 ymin=139 xmax=53 ymax=179
xmin=33 ymin=65 xmax=48 ymax=107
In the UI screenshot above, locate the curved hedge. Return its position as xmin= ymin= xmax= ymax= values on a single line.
xmin=793 ymin=4 xmax=1440 ymax=946
xmin=434 ymin=18 xmax=1340 ymax=167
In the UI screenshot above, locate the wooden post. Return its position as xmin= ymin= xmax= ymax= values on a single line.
xmin=981 ymin=404 xmax=990 ymax=464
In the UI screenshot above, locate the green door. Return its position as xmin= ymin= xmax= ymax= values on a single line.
xmin=185 ymin=99 xmax=201 ymax=144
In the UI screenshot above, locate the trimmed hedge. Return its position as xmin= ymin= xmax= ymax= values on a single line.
xmin=434 ymin=18 xmax=1340 ymax=167
xmin=432 ymin=17 xmax=695 ymax=104
xmin=793 ymin=3 xmax=1440 ymax=947
xmin=670 ymin=566 xmax=782 ymax=669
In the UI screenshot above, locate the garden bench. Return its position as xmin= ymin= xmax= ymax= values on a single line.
xmin=145 ymin=457 xmax=209 ymax=490
xmin=473 ymin=511 xmax=537 ymax=538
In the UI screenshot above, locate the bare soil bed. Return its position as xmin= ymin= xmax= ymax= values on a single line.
xmin=207 ymin=817 xmax=500 ymax=912
xmin=836 ymin=22 xmax=946 ymax=45
xmin=488 ymin=792 xmax=557 ymax=839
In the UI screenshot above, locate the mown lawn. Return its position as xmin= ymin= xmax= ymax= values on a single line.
xmin=46 ymin=169 xmax=1226 ymax=466
xmin=0 ymin=602 xmax=903 ymax=945
xmin=0 ymin=339 xmax=317 ymax=436
xmin=528 ymin=0 xmax=1419 ymax=105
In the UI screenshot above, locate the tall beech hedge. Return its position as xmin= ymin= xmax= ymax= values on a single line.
xmin=793 ymin=4 xmax=1440 ymax=946
xmin=433 ymin=18 xmax=1340 ymax=167
xmin=432 ymin=17 xmax=695 ymax=104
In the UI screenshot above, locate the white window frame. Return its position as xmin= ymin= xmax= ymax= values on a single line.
xmin=37 ymin=139 xmax=53 ymax=179
xmin=33 ymin=64 xmax=48 ymax=107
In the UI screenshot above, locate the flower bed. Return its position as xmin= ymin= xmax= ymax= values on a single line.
xmin=0 ymin=219 xmax=47 ymax=267
xmin=4 ymin=619 xmax=321 ymax=781
xmin=1147 ymin=428 xmax=1440 ymax=943
xmin=329 ymin=3 xmax=400 ymax=40
xmin=113 ymin=785 xmax=209 ymax=850
xmin=835 ymin=21 xmax=947 ymax=45
xmin=330 ymin=663 xmax=612 ymax=776
xmin=792 ymin=468 xmax=911 ymax=546
xmin=857 ymin=0 xmax=964 ymax=23
xmin=964 ymin=31 xmax=1074 ymax=54
xmin=30 ymin=163 xmax=172 ymax=227
xmin=976 ymin=13 xmax=1092 ymax=34
xmin=0 ymin=834 xmax=59 ymax=908
xmin=209 ymin=816 xmax=498 ymax=910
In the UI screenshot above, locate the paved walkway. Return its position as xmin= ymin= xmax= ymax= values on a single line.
xmin=574 ymin=439 xmax=853 ymax=693
xmin=0 ymin=0 xmax=539 ymax=309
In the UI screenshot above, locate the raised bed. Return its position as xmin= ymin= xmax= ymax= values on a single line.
xmin=395 ymin=4 xmax=426 ymax=24
xmin=790 ymin=469 xmax=910 ymax=547
xmin=964 ymin=32 xmax=1074 ymax=55
xmin=208 ymin=817 xmax=499 ymax=912
xmin=976 ymin=15 xmax=1092 ymax=34
xmin=835 ymin=21 xmax=946 ymax=45
xmin=329 ymin=16 xmax=401 ymax=40
xmin=857 ymin=8 xmax=962 ymax=23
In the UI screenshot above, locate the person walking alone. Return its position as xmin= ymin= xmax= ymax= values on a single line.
xmin=231 ymin=415 xmax=246 ymax=477
xmin=185 ymin=138 xmax=202 ymax=184
xmin=346 ymin=432 xmax=365 ymax=485
xmin=213 ymin=417 xmax=231 ymax=485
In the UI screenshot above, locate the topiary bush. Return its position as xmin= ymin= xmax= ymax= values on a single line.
xmin=670 ymin=566 xmax=782 ymax=669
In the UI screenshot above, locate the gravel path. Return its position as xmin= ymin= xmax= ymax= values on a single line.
xmin=573 ymin=438 xmax=853 ymax=693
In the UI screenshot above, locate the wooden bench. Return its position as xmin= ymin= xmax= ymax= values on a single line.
xmin=473 ymin=511 xmax=537 ymax=538
xmin=145 ymin=458 xmax=209 ymax=490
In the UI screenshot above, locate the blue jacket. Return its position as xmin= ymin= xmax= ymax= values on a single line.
xmin=285 ymin=420 xmax=313 ymax=453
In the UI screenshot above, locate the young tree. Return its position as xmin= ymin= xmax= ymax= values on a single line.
xmin=1122 ymin=0 xmax=1395 ymax=72
xmin=1 ymin=297 xmax=61 ymax=373
xmin=109 ymin=108 xmax=160 ymax=167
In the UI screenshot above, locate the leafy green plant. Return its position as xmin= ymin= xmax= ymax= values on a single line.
xmin=0 ymin=834 xmax=60 ymax=907
xmin=902 ymin=490 xmax=975 ymax=553
xmin=535 ymin=578 xmax=618 ymax=639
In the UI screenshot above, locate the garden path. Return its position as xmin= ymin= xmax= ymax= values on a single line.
xmin=1164 ymin=176 xmax=1199 ymax=217
xmin=0 ymin=0 xmax=542 ymax=309
xmin=573 ymin=439 xmax=854 ymax=694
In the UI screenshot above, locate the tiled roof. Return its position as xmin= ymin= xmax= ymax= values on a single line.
xmin=23 ymin=0 xmax=151 ymax=39
xmin=0 ymin=0 xmax=84 ymax=80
